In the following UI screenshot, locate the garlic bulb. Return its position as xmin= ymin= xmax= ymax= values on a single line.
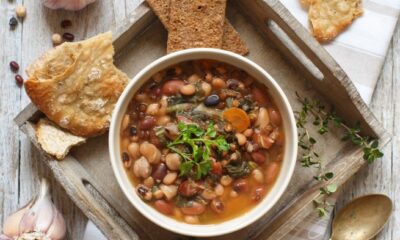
xmin=43 ymin=0 xmax=96 ymax=11
xmin=1 ymin=179 xmax=66 ymax=240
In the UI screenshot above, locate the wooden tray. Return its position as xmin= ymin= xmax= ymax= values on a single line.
xmin=15 ymin=0 xmax=391 ymax=239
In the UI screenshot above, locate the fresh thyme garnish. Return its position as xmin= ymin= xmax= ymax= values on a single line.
xmin=167 ymin=122 xmax=230 ymax=179
xmin=295 ymin=92 xmax=384 ymax=217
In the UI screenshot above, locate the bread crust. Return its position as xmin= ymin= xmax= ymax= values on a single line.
xmin=25 ymin=32 xmax=128 ymax=137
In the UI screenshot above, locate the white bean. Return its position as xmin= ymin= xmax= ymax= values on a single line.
xmin=128 ymin=142 xmax=140 ymax=160
xmin=201 ymin=81 xmax=212 ymax=96
xmin=160 ymin=184 xmax=178 ymax=200
xmin=163 ymin=172 xmax=178 ymax=185
xmin=180 ymin=84 xmax=196 ymax=96
xmin=140 ymin=142 xmax=161 ymax=164
xmin=121 ymin=114 xmax=130 ymax=130
xmin=143 ymin=177 xmax=154 ymax=188
xmin=252 ymin=169 xmax=264 ymax=183
xmin=133 ymin=157 xmax=151 ymax=179
xmin=184 ymin=215 xmax=199 ymax=224
xmin=215 ymin=184 xmax=224 ymax=196
xmin=220 ymin=175 xmax=232 ymax=186
xmin=146 ymin=103 xmax=160 ymax=115
xmin=165 ymin=153 xmax=181 ymax=171
xmin=235 ymin=133 xmax=247 ymax=146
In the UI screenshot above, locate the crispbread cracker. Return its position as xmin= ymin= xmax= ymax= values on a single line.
xmin=308 ymin=0 xmax=363 ymax=42
xmin=146 ymin=0 xmax=171 ymax=28
xmin=25 ymin=32 xmax=128 ymax=137
xmin=221 ymin=20 xmax=249 ymax=55
xmin=36 ymin=118 xmax=86 ymax=160
xmin=167 ymin=0 xmax=227 ymax=53
xmin=146 ymin=0 xmax=248 ymax=55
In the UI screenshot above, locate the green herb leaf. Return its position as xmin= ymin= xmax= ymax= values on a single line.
xmin=168 ymin=121 xmax=229 ymax=179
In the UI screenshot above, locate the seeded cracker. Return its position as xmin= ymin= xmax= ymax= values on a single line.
xmin=308 ymin=0 xmax=363 ymax=42
xmin=167 ymin=0 xmax=227 ymax=53
xmin=146 ymin=0 xmax=248 ymax=55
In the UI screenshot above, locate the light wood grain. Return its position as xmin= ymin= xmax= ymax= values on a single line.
xmin=336 ymin=18 xmax=400 ymax=240
xmin=1 ymin=1 xmax=399 ymax=240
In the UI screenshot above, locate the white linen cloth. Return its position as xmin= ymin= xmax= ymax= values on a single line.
xmin=84 ymin=0 xmax=400 ymax=239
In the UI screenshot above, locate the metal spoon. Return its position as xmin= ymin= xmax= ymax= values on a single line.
xmin=331 ymin=194 xmax=392 ymax=240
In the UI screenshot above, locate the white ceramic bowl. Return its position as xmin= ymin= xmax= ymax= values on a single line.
xmin=109 ymin=48 xmax=297 ymax=237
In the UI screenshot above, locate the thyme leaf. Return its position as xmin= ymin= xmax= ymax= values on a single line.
xmin=295 ymin=92 xmax=384 ymax=217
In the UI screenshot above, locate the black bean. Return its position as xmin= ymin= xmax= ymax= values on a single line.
xmin=129 ymin=126 xmax=137 ymax=136
xmin=122 ymin=152 xmax=130 ymax=162
xmin=62 ymin=32 xmax=74 ymax=42
xmin=9 ymin=17 xmax=18 ymax=29
xmin=60 ymin=19 xmax=72 ymax=28
xmin=9 ymin=61 xmax=19 ymax=72
xmin=204 ymin=94 xmax=220 ymax=106
xmin=15 ymin=75 xmax=23 ymax=86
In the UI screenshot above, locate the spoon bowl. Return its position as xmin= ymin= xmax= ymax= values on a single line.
xmin=331 ymin=194 xmax=392 ymax=240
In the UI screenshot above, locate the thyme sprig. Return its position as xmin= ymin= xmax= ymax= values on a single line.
xmin=294 ymin=92 xmax=384 ymax=217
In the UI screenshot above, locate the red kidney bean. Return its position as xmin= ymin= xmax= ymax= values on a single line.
xmin=180 ymin=201 xmax=206 ymax=215
xmin=60 ymin=19 xmax=72 ymax=28
xmin=211 ymin=199 xmax=224 ymax=214
xmin=154 ymin=200 xmax=173 ymax=215
xmin=62 ymin=32 xmax=74 ymax=42
xmin=150 ymin=87 xmax=162 ymax=100
xmin=149 ymin=130 xmax=162 ymax=148
xmin=9 ymin=61 xmax=19 ymax=72
xmin=251 ymin=151 xmax=266 ymax=164
xmin=140 ymin=116 xmax=156 ymax=130
xmin=268 ymin=108 xmax=282 ymax=126
xmin=162 ymin=80 xmax=184 ymax=96
xmin=15 ymin=74 xmax=24 ymax=86
xmin=251 ymin=87 xmax=269 ymax=107
xmin=152 ymin=163 xmax=167 ymax=181
xmin=233 ymin=179 xmax=249 ymax=193
xmin=265 ymin=162 xmax=280 ymax=184
xmin=178 ymin=180 xmax=199 ymax=197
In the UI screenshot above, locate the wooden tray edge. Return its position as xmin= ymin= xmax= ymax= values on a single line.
xmin=13 ymin=1 xmax=393 ymax=239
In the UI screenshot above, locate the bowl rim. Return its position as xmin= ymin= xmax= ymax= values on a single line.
xmin=109 ymin=48 xmax=297 ymax=237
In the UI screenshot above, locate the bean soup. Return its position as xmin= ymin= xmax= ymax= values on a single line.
xmin=120 ymin=60 xmax=284 ymax=224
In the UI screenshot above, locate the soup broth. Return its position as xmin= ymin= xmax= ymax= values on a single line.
xmin=120 ymin=60 xmax=284 ymax=224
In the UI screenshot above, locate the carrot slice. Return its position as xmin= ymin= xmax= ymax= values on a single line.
xmin=222 ymin=107 xmax=250 ymax=133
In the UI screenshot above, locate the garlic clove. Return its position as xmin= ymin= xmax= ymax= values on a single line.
xmin=0 ymin=234 xmax=13 ymax=240
xmin=2 ymin=204 xmax=30 ymax=237
xmin=1 ymin=179 xmax=66 ymax=240
xmin=43 ymin=0 xmax=96 ymax=11
xmin=45 ymin=210 xmax=67 ymax=240
xmin=33 ymin=198 xmax=56 ymax=233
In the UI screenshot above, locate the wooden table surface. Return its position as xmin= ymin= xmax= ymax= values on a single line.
xmin=0 ymin=1 xmax=398 ymax=239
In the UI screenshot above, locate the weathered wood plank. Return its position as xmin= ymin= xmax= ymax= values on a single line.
xmin=2 ymin=0 xmax=399 ymax=240
xmin=337 ymin=18 xmax=400 ymax=240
